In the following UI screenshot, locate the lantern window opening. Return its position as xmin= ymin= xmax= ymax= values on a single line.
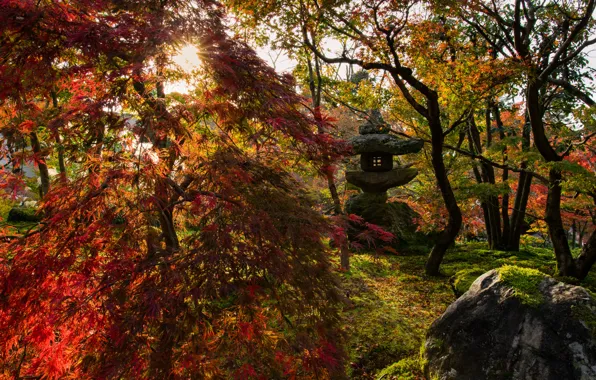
xmin=372 ymin=156 xmax=383 ymax=167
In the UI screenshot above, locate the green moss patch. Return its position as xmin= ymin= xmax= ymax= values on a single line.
xmin=376 ymin=357 xmax=423 ymax=380
xmin=571 ymin=304 xmax=596 ymax=338
xmin=498 ymin=265 xmax=548 ymax=307
xmin=341 ymin=254 xmax=453 ymax=378
xmin=452 ymin=267 xmax=487 ymax=296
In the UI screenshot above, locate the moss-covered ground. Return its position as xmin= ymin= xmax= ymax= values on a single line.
xmin=0 ymin=199 xmax=40 ymax=236
xmin=339 ymin=242 xmax=596 ymax=379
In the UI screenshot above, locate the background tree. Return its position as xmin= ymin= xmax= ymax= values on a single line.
xmin=462 ymin=0 xmax=596 ymax=278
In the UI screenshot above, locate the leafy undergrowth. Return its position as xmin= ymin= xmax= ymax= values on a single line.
xmin=339 ymin=242 xmax=596 ymax=379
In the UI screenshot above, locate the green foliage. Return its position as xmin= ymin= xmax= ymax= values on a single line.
xmin=458 ymin=182 xmax=510 ymax=202
xmin=341 ymin=254 xmax=453 ymax=378
xmin=451 ymin=267 xmax=486 ymax=296
xmin=498 ymin=265 xmax=548 ymax=307
xmin=438 ymin=243 xmax=557 ymax=277
xmin=376 ymin=357 xmax=423 ymax=380
xmin=0 ymin=198 xmax=17 ymax=220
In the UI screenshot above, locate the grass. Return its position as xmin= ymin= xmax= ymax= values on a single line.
xmin=339 ymin=242 xmax=596 ymax=379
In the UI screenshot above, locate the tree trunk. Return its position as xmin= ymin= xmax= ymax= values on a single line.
xmin=159 ymin=206 xmax=179 ymax=251
xmin=508 ymin=171 xmax=532 ymax=250
xmin=501 ymin=169 xmax=511 ymax=246
xmin=51 ymin=91 xmax=67 ymax=177
xmin=494 ymin=103 xmax=511 ymax=247
xmin=571 ymin=219 xmax=577 ymax=249
xmin=425 ymin=99 xmax=462 ymax=275
xmin=471 ymin=163 xmax=493 ymax=245
xmin=507 ymin=116 xmax=533 ymax=251
xmin=468 ymin=116 xmax=501 ymax=249
xmin=579 ymin=221 xmax=587 ymax=247
xmin=29 ymin=132 xmax=50 ymax=198
xmin=576 ymin=228 xmax=596 ymax=280
xmin=546 ymin=168 xmax=577 ymax=277
xmin=55 ymin=135 xmax=67 ymax=176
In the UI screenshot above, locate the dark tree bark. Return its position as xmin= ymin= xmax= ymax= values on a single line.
xmin=576 ymin=228 xmax=596 ymax=280
xmin=545 ymin=168 xmax=576 ymax=276
xmin=508 ymin=171 xmax=532 ymax=251
xmin=507 ymin=116 xmax=533 ymax=251
xmin=493 ymin=104 xmax=511 ymax=246
xmin=50 ymin=91 xmax=67 ymax=176
xmin=579 ymin=221 xmax=588 ymax=248
xmin=29 ymin=132 xmax=50 ymax=198
xmin=468 ymin=114 xmax=501 ymax=249
xmin=571 ymin=219 xmax=577 ymax=249
xmin=424 ymin=96 xmax=463 ymax=275
xmin=471 ymin=161 xmax=493 ymax=244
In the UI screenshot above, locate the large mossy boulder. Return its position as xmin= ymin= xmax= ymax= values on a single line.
xmin=345 ymin=193 xmax=423 ymax=246
xmin=423 ymin=267 xmax=596 ymax=380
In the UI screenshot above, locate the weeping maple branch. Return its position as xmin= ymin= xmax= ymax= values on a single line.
xmin=165 ymin=176 xmax=241 ymax=207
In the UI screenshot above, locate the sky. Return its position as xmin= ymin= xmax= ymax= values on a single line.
xmin=168 ymin=37 xmax=596 ymax=94
xmin=165 ymin=45 xmax=203 ymax=94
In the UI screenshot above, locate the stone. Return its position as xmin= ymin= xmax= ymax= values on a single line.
xmin=345 ymin=192 xmax=388 ymax=216
xmin=346 ymin=167 xmax=418 ymax=193
xmin=450 ymin=268 xmax=488 ymax=297
xmin=359 ymin=122 xmax=391 ymax=135
xmin=358 ymin=109 xmax=391 ymax=135
xmin=350 ymin=134 xmax=424 ymax=155
xmin=22 ymin=200 xmax=37 ymax=208
xmin=423 ymin=268 xmax=596 ymax=380
xmin=345 ymin=193 xmax=422 ymax=246
xmin=360 ymin=152 xmax=393 ymax=172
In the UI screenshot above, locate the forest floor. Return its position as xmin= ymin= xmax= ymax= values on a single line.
xmin=340 ymin=242 xmax=596 ymax=379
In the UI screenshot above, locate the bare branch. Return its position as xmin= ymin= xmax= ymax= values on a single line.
xmin=539 ymin=0 xmax=596 ymax=80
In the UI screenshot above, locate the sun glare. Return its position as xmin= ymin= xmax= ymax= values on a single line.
xmin=166 ymin=44 xmax=202 ymax=94
xmin=172 ymin=44 xmax=202 ymax=73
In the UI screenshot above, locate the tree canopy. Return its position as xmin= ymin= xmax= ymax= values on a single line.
xmin=1 ymin=0 xmax=595 ymax=378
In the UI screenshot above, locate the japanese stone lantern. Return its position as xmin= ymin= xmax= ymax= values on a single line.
xmin=346 ymin=111 xmax=424 ymax=193
xmin=345 ymin=111 xmax=424 ymax=245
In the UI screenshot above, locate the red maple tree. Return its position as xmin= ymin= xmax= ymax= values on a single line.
xmin=0 ymin=1 xmax=346 ymax=378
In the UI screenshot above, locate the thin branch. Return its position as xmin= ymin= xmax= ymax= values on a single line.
xmin=389 ymin=130 xmax=549 ymax=183
xmin=548 ymin=77 xmax=596 ymax=106
xmin=443 ymin=109 xmax=472 ymax=137
xmin=165 ymin=176 xmax=240 ymax=206
xmin=562 ymin=131 xmax=596 ymax=157
xmin=539 ymin=0 xmax=596 ymax=80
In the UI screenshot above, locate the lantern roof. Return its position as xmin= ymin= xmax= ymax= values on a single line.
xmin=352 ymin=110 xmax=424 ymax=154
xmin=350 ymin=134 xmax=424 ymax=155
xmin=359 ymin=110 xmax=391 ymax=135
